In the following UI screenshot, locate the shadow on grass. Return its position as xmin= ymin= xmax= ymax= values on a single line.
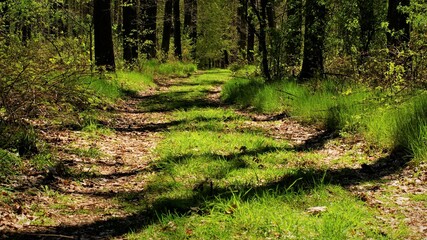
xmin=137 ymin=91 xmax=222 ymax=113
xmin=4 ymin=144 xmax=411 ymax=239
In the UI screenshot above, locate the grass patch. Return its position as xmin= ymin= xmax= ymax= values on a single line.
xmin=222 ymin=76 xmax=427 ymax=163
xmin=139 ymin=60 xmax=197 ymax=77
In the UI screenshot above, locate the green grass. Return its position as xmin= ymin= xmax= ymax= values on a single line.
xmin=119 ymin=70 xmax=410 ymax=239
xmin=139 ymin=60 xmax=197 ymax=77
xmin=128 ymin=185 xmax=400 ymax=239
xmin=222 ymin=76 xmax=427 ymax=163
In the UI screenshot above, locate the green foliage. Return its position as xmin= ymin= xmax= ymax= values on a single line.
xmin=0 ymin=149 xmax=22 ymax=181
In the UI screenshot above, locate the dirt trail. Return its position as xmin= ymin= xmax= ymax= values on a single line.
xmin=1 ymin=73 xmax=426 ymax=239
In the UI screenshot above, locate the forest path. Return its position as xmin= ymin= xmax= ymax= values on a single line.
xmin=2 ymin=70 xmax=426 ymax=239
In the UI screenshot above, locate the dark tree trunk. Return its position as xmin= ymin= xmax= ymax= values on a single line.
xmin=266 ymin=0 xmax=275 ymax=29
xmin=161 ymin=0 xmax=173 ymax=57
xmin=299 ymin=0 xmax=327 ymax=80
xmin=123 ymin=0 xmax=138 ymax=63
xmin=140 ymin=0 xmax=158 ymax=59
xmin=250 ymin=0 xmax=271 ymax=82
xmin=21 ymin=22 xmax=31 ymax=45
xmin=237 ymin=0 xmax=248 ymax=58
xmin=173 ymin=0 xmax=182 ymax=60
xmin=247 ymin=15 xmax=255 ymax=63
xmin=357 ymin=0 xmax=376 ymax=64
xmin=94 ymin=0 xmax=115 ymax=71
xmin=184 ymin=0 xmax=192 ymax=32
xmin=387 ymin=0 xmax=410 ymax=49
xmin=284 ymin=0 xmax=302 ymax=67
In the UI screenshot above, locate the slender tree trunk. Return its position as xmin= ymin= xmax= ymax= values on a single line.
xmin=184 ymin=0 xmax=197 ymax=59
xmin=284 ymin=0 xmax=302 ymax=68
xmin=94 ymin=0 xmax=116 ymax=71
xmin=250 ymin=0 xmax=271 ymax=81
xmin=387 ymin=0 xmax=410 ymax=50
xmin=266 ymin=0 xmax=275 ymax=29
xmin=173 ymin=0 xmax=182 ymax=60
xmin=299 ymin=0 xmax=327 ymax=80
xmin=140 ymin=0 xmax=158 ymax=59
xmin=237 ymin=0 xmax=248 ymax=59
xmin=247 ymin=15 xmax=255 ymax=63
xmin=161 ymin=0 xmax=173 ymax=57
xmin=184 ymin=0 xmax=192 ymax=32
xmin=123 ymin=0 xmax=138 ymax=63
xmin=357 ymin=0 xmax=376 ymax=64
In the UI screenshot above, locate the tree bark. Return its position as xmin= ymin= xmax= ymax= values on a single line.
xmin=173 ymin=0 xmax=182 ymax=60
xmin=299 ymin=0 xmax=327 ymax=80
xmin=94 ymin=0 xmax=116 ymax=71
xmin=123 ymin=0 xmax=138 ymax=63
xmin=161 ymin=0 xmax=173 ymax=57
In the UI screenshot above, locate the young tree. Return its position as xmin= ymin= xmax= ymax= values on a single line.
xmin=94 ymin=0 xmax=115 ymax=71
xmin=284 ymin=0 xmax=302 ymax=68
xmin=299 ymin=0 xmax=327 ymax=79
xmin=161 ymin=0 xmax=173 ymax=57
xmin=123 ymin=0 xmax=138 ymax=63
xmin=184 ymin=0 xmax=197 ymax=58
xmin=237 ymin=0 xmax=248 ymax=59
xmin=173 ymin=0 xmax=182 ymax=60
xmin=357 ymin=0 xmax=376 ymax=64
xmin=249 ymin=0 xmax=272 ymax=82
xmin=387 ymin=0 xmax=410 ymax=49
xmin=140 ymin=0 xmax=157 ymax=59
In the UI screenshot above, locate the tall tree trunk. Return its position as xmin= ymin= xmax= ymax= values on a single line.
xmin=387 ymin=0 xmax=410 ymax=50
xmin=266 ymin=0 xmax=275 ymax=29
xmin=94 ymin=0 xmax=115 ymax=71
xmin=237 ymin=0 xmax=248 ymax=59
xmin=247 ymin=14 xmax=255 ymax=63
xmin=250 ymin=0 xmax=271 ymax=81
xmin=299 ymin=0 xmax=327 ymax=80
xmin=184 ymin=0 xmax=197 ymax=59
xmin=161 ymin=0 xmax=173 ymax=57
xmin=284 ymin=0 xmax=302 ymax=68
xmin=123 ymin=0 xmax=138 ymax=63
xmin=184 ymin=0 xmax=192 ymax=32
xmin=140 ymin=0 xmax=158 ymax=59
xmin=173 ymin=0 xmax=182 ymax=60
xmin=357 ymin=0 xmax=376 ymax=64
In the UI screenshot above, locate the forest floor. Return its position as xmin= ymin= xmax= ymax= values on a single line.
xmin=1 ymin=70 xmax=426 ymax=239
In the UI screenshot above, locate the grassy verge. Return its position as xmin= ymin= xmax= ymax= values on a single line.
xmin=222 ymin=76 xmax=427 ymax=163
